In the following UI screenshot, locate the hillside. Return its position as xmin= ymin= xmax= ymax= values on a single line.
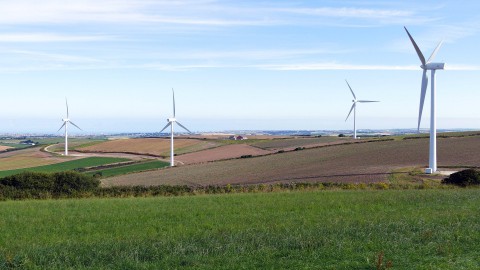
xmin=104 ymin=135 xmax=480 ymax=186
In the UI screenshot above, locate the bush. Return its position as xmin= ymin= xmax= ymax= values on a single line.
xmin=0 ymin=171 xmax=100 ymax=199
xmin=442 ymin=169 xmax=480 ymax=186
xmin=53 ymin=171 xmax=100 ymax=194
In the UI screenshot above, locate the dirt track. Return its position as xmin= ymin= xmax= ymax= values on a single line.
xmin=104 ymin=135 xmax=480 ymax=187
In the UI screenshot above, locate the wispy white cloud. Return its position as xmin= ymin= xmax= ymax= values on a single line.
xmin=0 ymin=33 xmax=111 ymax=42
xmin=256 ymin=63 xmax=418 ymax=71
xmin=151 ymin=48 xmax=351 ymax=60
xmin=0 ymin=0 xmax=432 ymax=27
xmin=255 ymin=63 xmax=480 ymax=71
xmin=12 ymin=50 xmax=102 ymax=63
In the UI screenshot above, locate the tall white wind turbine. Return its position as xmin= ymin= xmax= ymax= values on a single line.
xmin=159 ymin=89 xmax=192 ymax=167
xmin=344 ymin=80 xmax=379 ymax=139
xmin=57 ymin=98 xmax=82 ymax=156
xmin=404 ymin=27 xmax=445 ymax=174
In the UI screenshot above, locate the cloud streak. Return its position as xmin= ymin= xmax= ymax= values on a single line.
xmin=0 ymin=0 xmax=431 ymax=27
xmin=0 ymin=33 xmax=111 ymax=42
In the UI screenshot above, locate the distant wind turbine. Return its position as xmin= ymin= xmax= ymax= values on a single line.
xmin=159 ymin=89 xmax=192 ymax=167
xmin=344 ymin=80 xmax=379 ymax=139
xmin=404 ymin=26 xmax=445 ymax=174
xmin=57 ymin=98 xmax=82 ymax=156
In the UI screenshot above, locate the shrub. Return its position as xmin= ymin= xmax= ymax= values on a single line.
xmin=0 ymin=171 xmax=100 ymax=199
xmin=53 ymin=171 xmax=100 ymax=195
xmin=442 ymin=169 xmax=480 ymax=186
xmin=0 ymin=172 xmax=54 ymax=191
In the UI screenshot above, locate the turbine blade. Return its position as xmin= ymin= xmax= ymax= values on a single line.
xmin=160 ymin=123 xmax=171 ymax=133
xmin=176 ymin=121 xmax=192 ymax=133
xmin=57 ymin=122 xmax=66 ymax=132
xmin=65 ymin=97 xmax=69 ymax=118
xmin=345 ymin=103 xmax=355 ymax=121
xmin=418 ymin=70 xmax=428 ymax=131
xmin=345 ymin=80 xmax=356 ymax=99
xmin=70 ymin=121 xmax=82 ymax=131
xmin=172 ymin=88 xmax=176 ymax=118
xmin=358 ymin=100 xmax=380 ymax=103
xmin=427 ymin=40 xmax=443 ymax=63
xmin=404 ymin=26 xmax=426 ymax=66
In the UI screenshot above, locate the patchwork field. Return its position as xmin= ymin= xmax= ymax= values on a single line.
xmin=0 ymin=147 xmax=78 ymax=171
xmin=0 ymin=157 xmax=130 ymax=178
xmin=1 ymin=190 xmax=479 ymax=269
xmin=177 ymin=144 xmax=274 ymax=164
xmin=105 ymin=135 xmax=480 ymax=186
xmin=45 ymin=138 xmax=107 ymax=153
xmin=251 ymin=136 xmax=351 ymax=150
xmin=78 ymin=138 xmax=219 ymax=157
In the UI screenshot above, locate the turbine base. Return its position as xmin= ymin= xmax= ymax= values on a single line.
xmin=425 ymin=168 xmax=434 ymax=174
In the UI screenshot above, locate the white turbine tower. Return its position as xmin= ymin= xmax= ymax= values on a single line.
xmin=344 ymin=80 xmax=379 ymax=139
xmin=404 ymin=27 xmax=445 ymax=174
xmin=159 ymin=89 xmax=192 ymax=167
xmin=57 ymin=98 xmax=82 ymax=156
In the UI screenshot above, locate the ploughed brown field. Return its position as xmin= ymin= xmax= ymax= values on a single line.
xmin=103 ymin=135 xmax=480 ymax=187
xmin=0 ymin=146 xmax=12 ymax=152
xmin=251 ymin=136 xmax=353 ymax=150
xmin=78 ymin=138 xmax=219 ymax=157
xmin=176 ymin=144 xmax=274 ymax=165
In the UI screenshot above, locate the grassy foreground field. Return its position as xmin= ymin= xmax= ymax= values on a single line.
xmin=0 ymin=157 xmax=129 ymax=178
xmin=0 ymin=189 xmax=479 ymax=269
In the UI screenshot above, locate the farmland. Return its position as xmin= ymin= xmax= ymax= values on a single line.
xmin=251 ymin=136 xmax=351 ymax=150
xmin=85 ymin=160 xmax=169 ymax=178
xmin=45 ymin=138 xmax=107 ymax=153
xmin=78 ymin=138 xmax=219 ymax=157
xmin=0 ymin=147 xmax=75 ymax=171
xmin=105 ymin=135 xmax=480 ymax=186
xmin=0 ymin=157 xmax=129 ymax=178
xmin=176 ymin=144 xmax=274 ymax=164
xmin=0 ymin=189 xmax=479 ymax=269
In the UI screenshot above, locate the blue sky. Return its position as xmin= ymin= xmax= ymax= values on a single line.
xmin=0 ymin=0 xmax=479 ymax=133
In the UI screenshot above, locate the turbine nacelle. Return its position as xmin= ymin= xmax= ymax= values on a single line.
xmin=422 ymin=63 xmax=445 ymax=70
xmin=167 ymin=118 xmax=176 ymax=122
xmin=62 ymin=118 xmax=69 ymax=122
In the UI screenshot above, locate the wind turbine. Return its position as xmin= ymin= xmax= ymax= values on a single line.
xmin=404 ymin=26 xmax=445 ymax=174
xmin=344 ymin=80 xmax=379 ymax=139
xmin=57 ymin=98 xmax=82 ymax=156
xmin=159 ymin=89 xmax=192 ymax=167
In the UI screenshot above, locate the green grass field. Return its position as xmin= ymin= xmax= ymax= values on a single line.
xmin=0 ymin=157 xmax=129 ymax=178
xmin=86 ymin=160 xmax=170 ymax=178
xmin=0 ymin=189 xmax=478 ymax=269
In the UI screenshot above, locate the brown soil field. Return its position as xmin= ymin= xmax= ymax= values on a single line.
xmin=0 ymin=146 xmax=12 ymax=151
xmin=176 ymin=144 xmax=274 ymax=165
xmin=78 ymin=138 xmax=219 ymax=157
xmin=104 ymin=135 xmax=480 ymax=187
xmin=251 ymin=136 xmax=352 ymax=150
xmin=0 ymin=147 xmax=80 ymax=170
